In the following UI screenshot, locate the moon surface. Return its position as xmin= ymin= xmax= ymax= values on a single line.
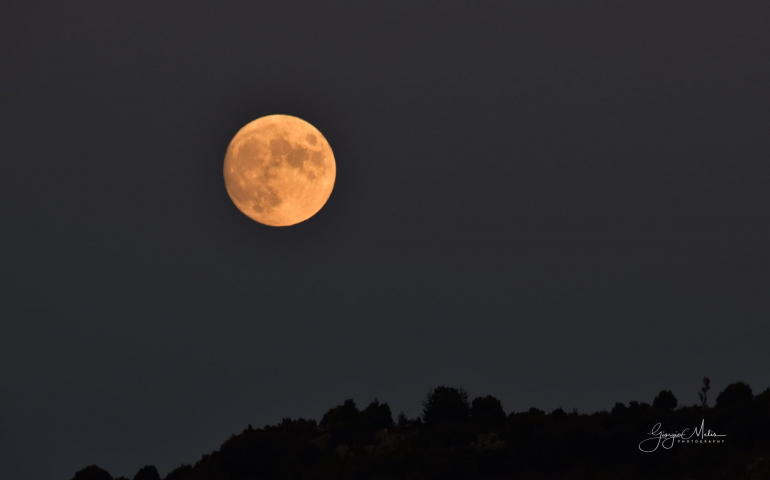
xmin=223 ymin=115 xmax=336 ymax=226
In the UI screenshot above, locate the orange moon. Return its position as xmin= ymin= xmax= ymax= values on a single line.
xmin=223 ymin=115 xmax=336 ymax=226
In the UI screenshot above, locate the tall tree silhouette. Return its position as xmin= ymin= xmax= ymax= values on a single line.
xmin=698 ymin=376 xmax=711 ymax=408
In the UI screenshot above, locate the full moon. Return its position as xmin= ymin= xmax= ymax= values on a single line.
xmin=223 ymin=115 xmax=336 ymax=227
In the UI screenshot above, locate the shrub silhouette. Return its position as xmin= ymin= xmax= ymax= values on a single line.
xmin=421 ymin=386 xmax=470 ymax=426
xmin=652 ymin=389 xmax=678 ymax=411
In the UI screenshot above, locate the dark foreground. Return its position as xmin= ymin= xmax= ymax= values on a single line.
xmin=70 ymin=380 xmax=770 ymax=480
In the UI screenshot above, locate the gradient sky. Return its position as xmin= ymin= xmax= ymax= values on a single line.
xmin=2 ymin=1 xmax=769 ymax=479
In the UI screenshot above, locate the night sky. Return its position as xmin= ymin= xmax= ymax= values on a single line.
xmin=2 ymin=2 xmax=769 ymax=479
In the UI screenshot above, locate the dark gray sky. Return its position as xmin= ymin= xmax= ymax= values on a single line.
xmin=2 ymin=1 xmax=769 ymax=479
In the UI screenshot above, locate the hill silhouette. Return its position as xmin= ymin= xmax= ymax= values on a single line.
xmin=69 ymin=379 xmax=770 ymax=480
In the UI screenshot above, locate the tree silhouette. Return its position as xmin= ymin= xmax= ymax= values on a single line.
xmin=321 ymin=398 xmax=360 ymax=444
xmin=132 ymin=465 xmax=160 ymax=480
xmin=698 ymin=376 xmax=711 ymax=408
xmin=163 ymin=465 xmax=192 ymax=480
xmin=67 ymin=379 xmax=770 ymax=480
xmin=320 ymin=398 xmax=394 ymax=444
xmin=716 ymin=381 xmax=753 ymax=410
xmin=652 ymin=389 xmax=678 ymax=411
xmin=396 ymin=411 xmax=409 ymax=429
xmin=611 ymin=402 xmax=628 ymax=417
xmin=755 ymin=388 xmax=770 ymax=409
xmin=421 ymin=386 xmax=470 ymax=426
xmin=71 ymin=465 xmax=112 ymax=480
xmin=471 ymin=395 xmax=506 ymax=430
xmin=361 ymin=398 xmax=394 ymax=433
